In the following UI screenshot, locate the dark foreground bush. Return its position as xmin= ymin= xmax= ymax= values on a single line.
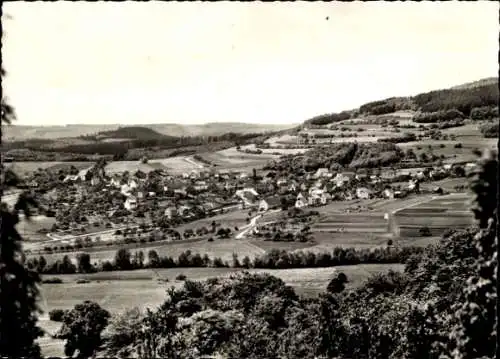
xmin=42 ymin=277 xmax=63 ymax=284
xmin=48 ymin=309 xmax=67 ymax=322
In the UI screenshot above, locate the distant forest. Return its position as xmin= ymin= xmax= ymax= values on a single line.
xmin=305 ymin=80 xmax=499 ymax=126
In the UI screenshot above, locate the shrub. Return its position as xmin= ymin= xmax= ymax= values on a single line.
xmin=48 ymin=309 xmax=67 ymax=322
xmin=419 ymin=226 xmax=432 ymax=237
xmin=42 ymin=277 xmax=63 ymax=284
xmin=76 ymin=279 xmax=90 ymax=284
xmin=176 ymin=274 xmax=187 ymax=281
xmin=454 ymin=143 xmax=463 ymax=149
xmin=480 ymin=122 xmax=499 ymax=138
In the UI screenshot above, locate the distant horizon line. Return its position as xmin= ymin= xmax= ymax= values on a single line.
xmin=9 ymin=121 xmax=301 ymax=128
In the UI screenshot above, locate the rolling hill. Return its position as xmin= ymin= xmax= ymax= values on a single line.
xmin=3 ymin=122 xmax=297 ymax=142
xmin=304 ymin=77 xmax=499 ymax=126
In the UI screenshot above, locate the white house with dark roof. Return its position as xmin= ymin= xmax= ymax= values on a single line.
xmin=258 ymin=196 xmax=281 ymax=212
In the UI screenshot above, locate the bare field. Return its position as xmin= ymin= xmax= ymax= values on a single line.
xmin=6 ymin=161 xmax=93 ymax=177
xmin=150 ymin=157 xmax=203 ymax=174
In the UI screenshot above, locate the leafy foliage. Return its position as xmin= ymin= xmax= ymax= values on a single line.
xmin=479 ymin=122 xmax=499 ymax=138
xmin=1 ymin=66 xmax=44 ymax=358
xmin=266 ymin=142 xmax=404 ymax=173
xmin=56 ymin=300 xmax=111 ymax=358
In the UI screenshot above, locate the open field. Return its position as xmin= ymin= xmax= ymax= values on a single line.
xmin=394 ymin=193 xmax=474 ymax=237
xmin=250 ymin=240 xmax=317 ymax=252
xmin=198 ymin=149 xmax=275 ymax=172
xmin=306 ymin=232 xmax=392 ymax=251
xmin=420 ymin=177 xmax=470 ymax=192
xmin=5 ymin=161 xmax=93 ymax=177
xmin=17 ymin=215 xmax=56 ymax=242
xmin=104 ymin=160 xmax=169 ymax=174
xmin=178 ymin=209 xmax=250 ymax=232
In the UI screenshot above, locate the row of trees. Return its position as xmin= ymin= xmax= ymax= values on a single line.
xmin=359 ymin=97 xmax=413 ymax=116
xmin=413 ymin=109 xmax=465 ymax=123
xmin=28 ymin=244 xmax=426 ymax=275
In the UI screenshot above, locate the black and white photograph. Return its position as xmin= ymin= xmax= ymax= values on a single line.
xmin=1 ymin=2 xmax=498 ymax=358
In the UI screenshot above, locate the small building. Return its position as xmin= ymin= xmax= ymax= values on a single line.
xmin=194 ymin=181 xmax=208 ymax=191
xmin=164 ymin=207 xmax=178 ymax=219
xmin=259 ymin=196 xmax=281 ymax=212
xmin=124 ymin=196 xmax=137 ymax=211
xmin=296 ymin=192 xmax=307 ymax=202
xmin=333 ymin=173 xmax=352 ymax=187
xmin=321 ymin=192 xmax=332 ymax=205
xmin=314 ymin=168 xmax=330 ymax=179
xmin=356 ymin=187 xmax=372 ymax=200
xmin=295 ymin=198 xmax=308 ymax=209
xmin=383 ymin=188 xmax=395 ymax=199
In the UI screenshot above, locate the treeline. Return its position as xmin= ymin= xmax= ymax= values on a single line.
xmin=265 ymin=142 xmax=405 ymax=173
xmin=304 ymin=81 xmax=498 ymax=126
xmin=480 ymin=122 xmax=499 ymax=138
xmin=27 ymin=245 xmax=425 ymax=275
xmin=378 ymin=132 xmax=416 ymax=144
xmin=4 ymin=131 xmax=269 ymax=158
xmin=412 ymin=82 xmax=499 ymax=115
xmin=413 ymin=109 xmax=464 ymax=123
xmin=470 ymin=106 xmax=499 ymax=121
xmin=305 ymin=111 xmax=353 ymax=126
xmin=359 ymin=97 xmax=413 ymax=116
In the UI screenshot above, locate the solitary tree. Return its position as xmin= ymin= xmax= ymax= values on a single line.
xmin=56 ymin=301 xmax=111 ymax=358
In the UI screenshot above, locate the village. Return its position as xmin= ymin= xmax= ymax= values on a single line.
xmin=19 ymin=156 xmax=475 ymax=256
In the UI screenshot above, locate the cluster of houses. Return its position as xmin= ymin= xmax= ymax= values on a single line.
xmin=29 ymin=158 xmax=474 ymax=236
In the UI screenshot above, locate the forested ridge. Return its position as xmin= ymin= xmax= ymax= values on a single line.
xmin=305 ymin=78 xmax=499 ymax=126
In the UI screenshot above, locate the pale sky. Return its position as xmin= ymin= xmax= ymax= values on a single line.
xmin=2 ymin=1 xmax=498 ymax=126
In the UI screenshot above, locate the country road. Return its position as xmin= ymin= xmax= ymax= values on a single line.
xmin=235 ymin=209 xmax=282 ymax=239
xmin=235 ymin=214 xmax=262 ymax=239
